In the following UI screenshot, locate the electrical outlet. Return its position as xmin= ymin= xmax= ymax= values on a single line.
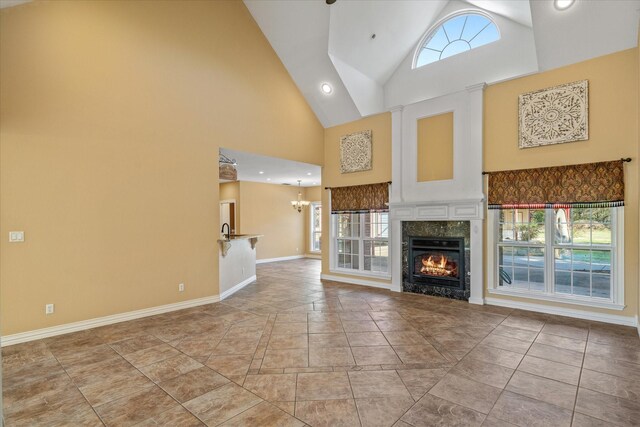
xmin=178 ymin=283 xmax=185 ymax=292
xmin=9 ymin=231 xmax=24 ymax=242
xmin=45 ymin=304 xmax=54 ymax=315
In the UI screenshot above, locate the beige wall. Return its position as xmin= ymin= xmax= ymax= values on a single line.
xmin=322 ymin=113 xmax=392 ymax=284
xmin=417 ymin=112 xmax=454 ymax=182
xmin=220 ymin=182 xmax=240 ymax=202
xmin=484 ymin=48 xmax=639 ymax=318
xmin=305 ymin=186 xmax=322 ymax=203
xmin=0 ymin=1 xmax=323 ymax=335
xmin=238 ymin=181 xmax=305 ymax=261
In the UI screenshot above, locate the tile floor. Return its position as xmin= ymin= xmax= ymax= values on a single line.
xmin=3 ymin=258 xmax=640 ymax=426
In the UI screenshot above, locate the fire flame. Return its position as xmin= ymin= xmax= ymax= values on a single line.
xmin=420 ymin=255 xmax=457 ymax=277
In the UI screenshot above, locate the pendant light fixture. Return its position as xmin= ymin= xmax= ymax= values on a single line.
xmin=291 ymin=180 xmax=310 ymax=213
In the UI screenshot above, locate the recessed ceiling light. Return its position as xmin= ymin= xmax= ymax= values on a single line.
xmin=554 ymin=0 xmax=575 ymax=10
xmin=307 ymin=172 xmax=312 ymax=176
xmin=321 ymin=83 xmax=332 ymax=94
xmin=258 ymin=171 xmax=264 ymax=174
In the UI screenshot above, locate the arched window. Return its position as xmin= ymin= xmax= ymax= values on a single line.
xmin=414 ymin=12 xmax=500 ymax=68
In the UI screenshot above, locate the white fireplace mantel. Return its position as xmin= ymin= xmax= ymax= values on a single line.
xmin=389 ymin=199 xmax=484 ymax=222
xmin=389 ymin=200 xmax=485 ymax=305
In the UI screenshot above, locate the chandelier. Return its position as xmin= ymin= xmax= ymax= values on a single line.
xmin=291 ymin=180 xmax=310 ymax=213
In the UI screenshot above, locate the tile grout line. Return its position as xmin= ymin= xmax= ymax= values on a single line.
xmin=393 ymin=368 xmax=437 ymax=425
xmin=482 ymin=315 xmax=542 ymax=420
xmin=415 ymin=314 xmax=522 ymax=422
xmin=123 ymin=324 xmax=235 ymax=425
xmin=344 ymin=365 xmax=364 ymax=427
xmin=482 ymin=315 xmax=589 ymax=424
xmin=293 ymin=372 xmax=299 ymax=421
xmin=569 ymin=331 xmax=587 ymax=425
xmin=45 ymin=347 xmax=108 ymax=426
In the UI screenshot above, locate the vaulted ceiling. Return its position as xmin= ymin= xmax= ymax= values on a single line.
xmin=244 ymin=0 xmax=640 ymax=128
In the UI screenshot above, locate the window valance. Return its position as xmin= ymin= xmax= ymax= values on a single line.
xmin=487 ymin=160 xmax=625 ymax=210
xmin=330 ymin=182 xmax=389 ymax=214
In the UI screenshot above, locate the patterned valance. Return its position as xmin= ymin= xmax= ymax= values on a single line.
xmin=487 ymin=160 xmax=625 ymax=209
xmin=330 ymin=182 xmax=389 ymax=213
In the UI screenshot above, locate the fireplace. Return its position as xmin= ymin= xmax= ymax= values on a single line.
xmin=389 ymin=87 xmax=484 ymax=303
xmin=408 ymin=236 xmax=465 ymax=290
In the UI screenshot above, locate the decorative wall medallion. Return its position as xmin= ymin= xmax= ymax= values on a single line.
xmin=519 ymin=80 xmax=588 ymax=149
xmin=340 ymin=130 xmax=372 ymax=173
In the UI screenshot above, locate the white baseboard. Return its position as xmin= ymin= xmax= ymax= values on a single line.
xmin=305 ymin=253 xmax=322 ymax=260
xmin=219 ymin=275 xmax=257 ymax=300
xmin=256 ymin=255 xmax=304 ymax=264
xmin=1 ymin=295 xmax=220 ymax=347
xmin=321 ymin=273 xmax=391 ymax=290
xmin=468 ymin=297 xmax=484 ymax=305
xmin=484 ymin=297 xmax=638 ymax=327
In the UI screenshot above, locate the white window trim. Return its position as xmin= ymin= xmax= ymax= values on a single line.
xmin=487 ymin=207 xmax=625 ymax=311
xmin=309 ymin=202 xmax=321 ymax=254
xmin=329 ymin=212 xmax=391 ymax=280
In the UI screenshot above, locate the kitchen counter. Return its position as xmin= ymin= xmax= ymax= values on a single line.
xmin=217 ymin=234 xmax=262 ymax=257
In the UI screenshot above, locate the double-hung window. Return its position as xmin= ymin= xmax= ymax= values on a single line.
xmin=310 ymin=202 xmax=322 ymax=253
xmin=328 ymin=182 xmax=391 ymax=278
xmin=332 ymin=212 xmax=390 ymax=276
xmin=486 ymin=160 xmax=626 ymax=310
xmin=488 ymin=206 xmax=623 ymax=309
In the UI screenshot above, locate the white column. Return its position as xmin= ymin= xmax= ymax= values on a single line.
xmin=389 ymin=105 xmax=404 ymax=204
xmin=469 ymin=218 xmax=484 ymax=304
xmin=466 ymin=83 xmax=486 ymax=305
xmin=465 ymin=83 xmax=486 ymax=193
xmin=389 ymin=105 xmax=404 ymax=292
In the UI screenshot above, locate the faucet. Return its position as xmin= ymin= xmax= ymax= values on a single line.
xmin=221 ymin=223 xmax=230 ymax=240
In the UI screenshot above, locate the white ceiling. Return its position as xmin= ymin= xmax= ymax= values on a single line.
xmin=531 ymin=0 xmax=640 ymax=71
xmin=220 ymin=148 xmax=322 ymax=187
xmin=245 ymin=0 xmax=640 ymax=128
xmin=465 ymin=0 xmax=532 ymax=27
xmin=328 ymin=1 xmax=447 ymax=84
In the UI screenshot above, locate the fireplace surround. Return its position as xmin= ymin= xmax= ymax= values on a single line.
xmin=402 ymin=221 xmax=471 ymax=300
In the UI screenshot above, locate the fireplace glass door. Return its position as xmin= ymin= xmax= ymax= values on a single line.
xmin=408 ymin=237 xmax=465 ymax=289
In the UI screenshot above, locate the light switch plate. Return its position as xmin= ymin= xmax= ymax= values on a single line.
xmin=9 ymin=231 xmax=24 ymax=242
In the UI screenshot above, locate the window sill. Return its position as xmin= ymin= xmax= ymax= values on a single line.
xmin=330 ymin=268 xmax=391 ymax=281
xmin=487 ymin=288 xmax=625 ymax=311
